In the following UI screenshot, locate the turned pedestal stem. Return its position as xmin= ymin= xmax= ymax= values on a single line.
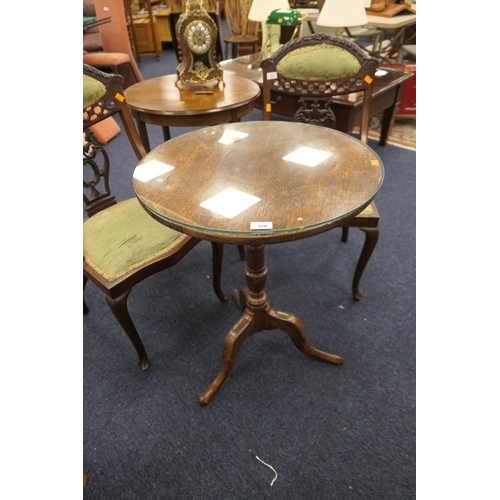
xmin=199 ymin=243 xmax=343 ymax=406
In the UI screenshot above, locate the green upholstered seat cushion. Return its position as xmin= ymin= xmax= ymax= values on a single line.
xmin=276 ymin=44 xmax=361 ymax=81
xmin=83 ymin=74 xmax=106 ymax=109
xmin=83 ymin=197 xmax=188 ymax=282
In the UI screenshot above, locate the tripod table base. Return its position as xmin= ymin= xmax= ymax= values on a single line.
xmin=198 ymin=244 xmax=343 ymax=406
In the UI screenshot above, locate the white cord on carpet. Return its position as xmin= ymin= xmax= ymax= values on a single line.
xmin=255 ymin=455 xmax=278 ymax=486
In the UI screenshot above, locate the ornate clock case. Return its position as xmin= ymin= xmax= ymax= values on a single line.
xmin=175 ymin=0 xmax=224 ymax=89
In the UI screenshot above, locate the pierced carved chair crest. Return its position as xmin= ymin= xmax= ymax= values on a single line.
xmin=261 ymin=33 xmax=378 ymax=135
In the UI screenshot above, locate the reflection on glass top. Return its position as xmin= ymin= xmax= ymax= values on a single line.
xmin=133 ymin=159 xmax=174 ymax=182
xmin=200 ymin=187 xmax=261 ymax=219
xmin=218 ymin=129 xmax=249 ymax=144
xmin=282 ymin=146 xmax=333 ymax=168
xmin=133 ymin=121 xmax=384 ymax=238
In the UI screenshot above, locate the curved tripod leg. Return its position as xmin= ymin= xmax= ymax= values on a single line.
xmin=266 ymin=308 xmax=343 ymax=365
xmin=231 ymin=287 xmax=248 ymax=310
xmin=341 ymin=226 xmax=349 ymax=243
xmin=83 ymin=275 xmax=89 ymax=314
xmin=211 ymin=242 xmax=228 ymax=302
xmin=105 ymin=289 xmax=150 ymax=371
xmin=352 ymin=227 xmax=379 ymax=300
xmin=200 ymin=242 xmax=344 ymax=406
xmin=199 ymin=310 xmax=256 ymax=406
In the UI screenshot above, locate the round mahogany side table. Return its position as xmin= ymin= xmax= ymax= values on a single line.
xmin=124 ymin=72 xmax=261 ymax=151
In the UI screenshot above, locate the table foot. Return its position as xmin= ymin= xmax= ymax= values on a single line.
xmin=198 ymin=371 xmax=226 ymax=406
xmin=266 ymin=307 xmax=344 ymax=365
xmin=199 ymin=244 xmax=342 ymax=405
xmin=199 ymin=294 xmax=342 ymax=405
xmin=199 ymin=310 xmax=256 ymax=406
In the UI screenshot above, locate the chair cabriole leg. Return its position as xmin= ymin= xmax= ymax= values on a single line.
xmin=83 ymin=275 xmax=89 ymax=314
xmin=105 ymin=289 xmax=150 ymax=371
xmin=352 ymin=227 xmax=379 ymax=300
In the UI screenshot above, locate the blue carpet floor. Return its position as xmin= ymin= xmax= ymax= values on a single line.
xmin=83 ymin=45 xmax=416 ymax=499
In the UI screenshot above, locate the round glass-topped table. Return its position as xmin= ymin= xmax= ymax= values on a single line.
xmin=133 ymin=121 xmax=384 ymax=405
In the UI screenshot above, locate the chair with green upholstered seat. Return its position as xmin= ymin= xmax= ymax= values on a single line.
xmin=260 ymin=33 xmax=380 ymax=300
xmin=83 ymin=64 xmax=227 ymax=371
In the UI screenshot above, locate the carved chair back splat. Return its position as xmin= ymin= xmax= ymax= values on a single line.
xmin=260 ymin=34 xmax=381 ymax=299
xmin=83 ymin=63 xmax=227 ymax=370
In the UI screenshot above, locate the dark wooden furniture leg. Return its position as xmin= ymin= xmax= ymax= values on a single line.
xmin=105 ymin=290 xmax=150 ymax=371
xmin=162 ymin=125 xmax=171 ymax=142
xmin=198 ymin=243 xmax=343 ymax=405
xmin=135 ymin=114 xmax=152 ymax=152
xmin=83 ymin=276 xmax=89 ymax=314
xmin=211 ymin=242 xmax=228 ymax=301
xmin=237 ymin=245 xmax=246 ymax=260
xmin=352 ymin=227 xmax=379 ymax=300
xmin=379 ymin=84 xmax=404 ymax=146
xmin=229 ymin=108 xmax=243 ymax=123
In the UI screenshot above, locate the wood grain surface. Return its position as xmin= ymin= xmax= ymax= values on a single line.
xmin=124 ymin=72 xmax=261 ymax=116
xmin=134 ymin=121 xmax=384 ymax=245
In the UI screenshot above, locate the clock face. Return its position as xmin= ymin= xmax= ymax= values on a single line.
xmin=185 ymin=21 xmax=213 ymax=55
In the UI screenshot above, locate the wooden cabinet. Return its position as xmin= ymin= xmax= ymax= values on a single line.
xmin=130 ymin=8 xmax=173 ymax=52
xmin=154 ymin=8 xmax=173 ymax=46
xmin=125 ymin=1 xmax=174 ymax=60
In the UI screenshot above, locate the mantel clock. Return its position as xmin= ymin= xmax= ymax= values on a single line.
xmin=175 ymin=0 xmax=223 ymax=89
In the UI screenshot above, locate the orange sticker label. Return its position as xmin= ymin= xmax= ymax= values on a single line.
xmin=278 ymin=18 xmax=283 ymax=23
xmin=115 ymin=93 xmax=125 ymax=102
xmin=370 ymin=159 xmax=379 ymax=166
xmin=266 ymin=103 xmax=272 ymax=112
xmin=364 ymin=76 xmax=373 ymax=85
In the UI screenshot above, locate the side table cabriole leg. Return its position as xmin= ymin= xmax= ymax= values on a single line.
xmin=199 ymin=243 xmax=343 ymax=406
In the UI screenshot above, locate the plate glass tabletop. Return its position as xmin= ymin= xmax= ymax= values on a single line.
xmin=133 ymin=121 xmax=384 ymax=245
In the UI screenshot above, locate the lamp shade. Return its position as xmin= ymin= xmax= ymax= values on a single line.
xmin=316 ymin=0 xmax=368 ymax=27
xmin=248 ymin=0 xmax=291 ymax=22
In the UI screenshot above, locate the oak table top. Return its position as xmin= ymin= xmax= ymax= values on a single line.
xmin=123 ymin=72 xmax=261 ymax=151
xmin=133 ymin=121 xmax=384 ymax=404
